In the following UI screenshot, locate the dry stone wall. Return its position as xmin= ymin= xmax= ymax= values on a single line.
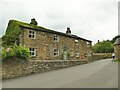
xmin=2 ymin=59 xmax=88 ymax=79
xmin=2 ymin=53 xmax=111 ymax=80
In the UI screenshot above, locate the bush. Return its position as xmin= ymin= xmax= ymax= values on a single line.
xmin=93 ymin=40 xmax=114 ymax=53
xmin=2 ymin=45 xmax=30 ymax=60
xmin=13 ymin=45 xmax=30 ymax=59
xmin=2 ymin=47 xmax=15 ymax=59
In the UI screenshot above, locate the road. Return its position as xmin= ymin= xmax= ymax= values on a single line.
xmin=2 ymin=59 xmax=118 ymax=88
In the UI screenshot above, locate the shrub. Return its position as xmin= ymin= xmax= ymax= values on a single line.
xmin=2 ymin=45 xmax=30 ymax=60
xmin=2 ymin=47 xmax=15 ymax=60
xmin=13 ymin=45 xmax=30 ymax=59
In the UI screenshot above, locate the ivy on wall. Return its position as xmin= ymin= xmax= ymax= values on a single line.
xmin=2 ymin=19 xmax=47 ymax=60
xmin=2 ymin=19 xmax=46 ymax=46
xmin=1 ymin=19 xmax=45 ymax=60
xmin=2 ymin=20 xmax=22 ymax=46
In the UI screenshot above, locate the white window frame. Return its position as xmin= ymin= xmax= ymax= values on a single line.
xmin=29 ymin=30 xmax=36 ymax=39
xmin=87 ymin=51 xmax=91 ymax=56
xmin=75 ymin=52 xmax=79 ymax=58
xmin=53 ymin=34 xmax=59 ymax=42
xmin=69 ymin=50 xmax=74 ymax=57
xmin=75 ymin=39 xmax=79 ymax=45
xmin=29 ymin=48 xmax=36 ymax=57
xmin=53 ymin=48 xmax=59 ymax=57
xmin=87 ymin=42 xmax=90 ymax=47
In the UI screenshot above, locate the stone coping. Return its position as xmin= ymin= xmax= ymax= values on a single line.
xmin=29 ymin=59 xmax=88 ymax=62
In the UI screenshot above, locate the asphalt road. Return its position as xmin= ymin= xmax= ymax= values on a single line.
xmin=2 ymin=59 xmax=118 ymax=88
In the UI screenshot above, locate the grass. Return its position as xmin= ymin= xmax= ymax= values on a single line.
xmin=113 ymin=59 xmax=120 ymax=62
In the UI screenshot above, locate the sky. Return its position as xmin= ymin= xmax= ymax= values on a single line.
xmin=0 ymin=0 xmax=119 ymax=44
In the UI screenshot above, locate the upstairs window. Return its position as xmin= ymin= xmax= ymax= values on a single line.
xmin=87 ymin=42 xmax=90 ymax=47
xmin=29 ymin=30 xmax=36 ymax=39
xmin=54 ymin=48 xmax=59 ymax=57
xmin=75 ymin=39 xmax=79 ymax=45
xmin=53 ymin=34 xmax=59 ymax=42
xmin=29 ymin=48 xmax=36 ymax=57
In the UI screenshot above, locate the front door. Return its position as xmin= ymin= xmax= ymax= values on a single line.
xmin=63 ymin=51 xmax=67 ymax=60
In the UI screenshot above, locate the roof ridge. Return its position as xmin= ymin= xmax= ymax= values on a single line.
xmin=10 ymin=19 xmax=92 ymax=42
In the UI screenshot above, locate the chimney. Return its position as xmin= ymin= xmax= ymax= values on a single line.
xmin=30 ymin=18 xmax=38 ymax=25
xmin=66 ymin=27 xmax=71 ymax=35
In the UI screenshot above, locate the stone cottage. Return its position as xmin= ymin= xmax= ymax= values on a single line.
xmin=114 ymin=36 xmax=120 ymax=60
xmin=3 ymin=19 xmax=92 ymax=60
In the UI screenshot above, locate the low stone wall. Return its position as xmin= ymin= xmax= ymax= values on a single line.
xmin=2 ymin=59 xmax=88 ymax=79
xmin=92 ymin=53 xmax=112 ymax=60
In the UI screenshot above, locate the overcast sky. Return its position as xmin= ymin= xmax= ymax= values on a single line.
xmin=0 ymin=0 xmax=119 ymax=44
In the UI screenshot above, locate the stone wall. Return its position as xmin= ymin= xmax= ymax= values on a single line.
xmin=2 ymin=53 xmax=111 ymax=80
xmin=21 ymin=28 xmax=92 ymax=60
xmin=92 ymin=53 xmax=112 ymax=60
xmin=2 ymin=59 xmax=89 ymax=79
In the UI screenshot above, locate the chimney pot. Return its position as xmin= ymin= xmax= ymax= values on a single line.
xmin=66 ymin=27 xmax=71 ymax=34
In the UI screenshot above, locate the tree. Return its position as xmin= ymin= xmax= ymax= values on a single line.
xmin=93 ymin=40 xmax=114 ymax=53
xmin=2 ymin=44 xmax=30 ymax=60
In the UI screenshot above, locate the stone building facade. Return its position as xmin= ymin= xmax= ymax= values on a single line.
xmin=6 ymin=19 xmax=92 ymax=60
xmin=114 ymin=37 xmax=120 ymax=60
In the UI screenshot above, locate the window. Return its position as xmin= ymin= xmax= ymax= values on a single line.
xmin=69 ymin=50 xmax=74 ymax=58
xmin=29 ymin=48 xmax=36 ymax=57
xmin=87 ymin=42 xmax=89 ymax=45
xmin=53 ymin=34 xmax=59 ymax=42
xmin=75 ymin=52 xmax=79 ymax=58
xmin=41 ymin=32 xmax=45 ymax=36
xmin=87 ymin=51 xmax=92 ymax=56
xmin=87 ymin=42 xmax=90 ymax=47
xmin=29 ymin=30 xmax=36 ymax=39
xmin=75 ymin=40 xmax=78 ymax=45
xmin=54 ymin=48 xmax=59 ymax=57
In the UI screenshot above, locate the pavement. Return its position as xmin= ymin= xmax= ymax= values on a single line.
xmin=2 ymin=59 xmax=118 ymax=88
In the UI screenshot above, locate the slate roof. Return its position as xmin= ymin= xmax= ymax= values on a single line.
xmin=10 ymin=20 xmax=91 ymax=42
xmin=114 ymin=37 xmax=120 ymax=45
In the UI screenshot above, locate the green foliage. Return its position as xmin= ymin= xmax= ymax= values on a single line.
xmin=2 ymin=47 xmax=15 ymax=59
xmin=113 ymin=59 xmax=120 ymax=62
xmin=2 ymin=19 xmax=45 ymax=46
xmin=2 ymin=20 xmax=22 ymax=46
xmin=13 ymin=44 xmax=30 ymax=59
xmin=1 ymin=19 xmax=47 ymax=60
xmin=2 ymin=45 xmax=30 ymax=60
xmin=93 ymin=40 xmax=114 ymax=53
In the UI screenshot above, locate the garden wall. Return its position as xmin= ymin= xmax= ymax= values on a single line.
xmin=92 ymin=53 xmax=112 ymax=60
xmin=2 ymin=53 xmax=112 ymax=79
xmin=2 ymin=59 xmax=88 ymax=79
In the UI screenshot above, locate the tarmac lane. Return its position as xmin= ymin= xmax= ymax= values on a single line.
xmin=2 ymin=59 xmax=118 ymax=88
